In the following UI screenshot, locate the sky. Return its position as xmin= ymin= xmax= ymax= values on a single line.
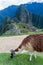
xmin=0 ymin=0 xmax=43 ymax=10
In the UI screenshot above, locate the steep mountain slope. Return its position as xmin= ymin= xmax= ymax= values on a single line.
xmin=0 ymin=5 xmax=18 ymax=25
xmin=13 ymin=5 xmax=43 ymax=29
xmin=14 ymin=5 xmax=32 ymax=23
xmin=0 ymin=5 xmax=18 ymax=18
xmin=24 ymin=2 xmax=43 ymax=16
xmin=32 ymin=13 xmax=43 ymax=28
xmin=0 ymin=5 xmax=37 ymax=35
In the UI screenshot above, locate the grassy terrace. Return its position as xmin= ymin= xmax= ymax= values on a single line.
xmin=0 ymin=53 xmax=43 ymax=65
xmin=0 ymin=31 xmax=43 ymax=37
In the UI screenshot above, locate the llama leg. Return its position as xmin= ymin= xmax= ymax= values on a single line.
xmin=29 ymin=52 xmax=33 ymax=61
xmin=34 ymin=51 xmax=37 ymax=59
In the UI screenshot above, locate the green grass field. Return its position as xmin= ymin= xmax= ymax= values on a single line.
xmin=0 ymin=53 xmax=43 ymax=65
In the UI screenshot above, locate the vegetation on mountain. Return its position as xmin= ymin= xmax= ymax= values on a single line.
xmin=0 ymin=4 xmax=43 ymax=35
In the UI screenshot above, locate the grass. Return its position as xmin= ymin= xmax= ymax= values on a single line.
xmin=28 ymin=31 xmax=43 ymax=34
xmin=0 ymin=31 xmax=43 ymax=37
xmin=0 ymin=23 xmax=43 ymax=37
xmin=0 ymin=53 xmax=43 ymax=65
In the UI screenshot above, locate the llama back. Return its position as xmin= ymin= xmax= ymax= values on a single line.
xmin=29 ymin=34 xmax=43 ymax=52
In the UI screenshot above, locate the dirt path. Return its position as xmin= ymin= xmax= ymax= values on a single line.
xmin=0 ymin=35 xmax=28 ymax=53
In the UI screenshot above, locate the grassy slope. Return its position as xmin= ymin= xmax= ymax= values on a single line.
xmin=0 ymin=31 xmax=43 ymax=37
xmin=1 ymin=24 xmax=43 ymax=37
xmin=0 ymin=53 xmax=43 ymax=65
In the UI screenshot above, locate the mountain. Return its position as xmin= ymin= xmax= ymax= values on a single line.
xmin=14 ymin=5 xmax=32 ymax=23
xmin=0 ymin=2 xmax=43 ymax=35
xmin=0 ymin=2 xmax=43 ymax=25
xmin=0 ymin=15 xmax=4 ymax=24
xmin=0 ymin=5 xmax=18 ymax=25
xmin=32 ymin=13 xmax=43 ymax=29
xmin=0 ymin=4 xmax=41 ymax=35
xmin=24 ymin=2 xmax=43 ymax=16
xmin=0 ymin=5 xmax=37 ymax=35
xmin=1 ymin=2 xmax=43 ymax=18
xmin=13 ymin=5 xmax=43 ymax=29
xmin=0 ymin=5 xmax=18 ymax=18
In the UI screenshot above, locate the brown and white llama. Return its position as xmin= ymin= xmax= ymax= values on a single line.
xmin=10 ymin=34 xmax=43 ymax=61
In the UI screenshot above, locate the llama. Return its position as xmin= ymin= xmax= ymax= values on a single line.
xmin=10 ymin=34 xmax=43 ymax=61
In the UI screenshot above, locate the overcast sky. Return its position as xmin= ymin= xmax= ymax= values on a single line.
xmin=0 ymin=0 xmax=43 ymax=10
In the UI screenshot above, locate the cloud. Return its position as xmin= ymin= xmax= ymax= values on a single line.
xmin=0 ymin=0 xmax=43 ymax=10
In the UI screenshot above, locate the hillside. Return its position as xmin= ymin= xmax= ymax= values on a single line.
xmin=0 ymin=5 xmax=18 ymax=25
xmin=0 ymin=3 xmax=43 ymax=35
